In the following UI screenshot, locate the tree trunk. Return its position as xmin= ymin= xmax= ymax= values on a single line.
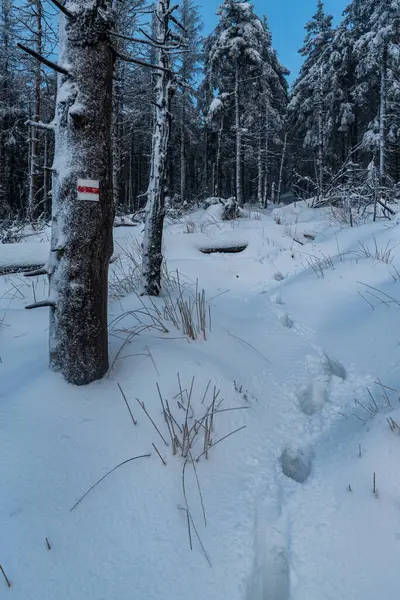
xmin=180 ymin=93 xmax=186 ymax=204
xmin=142 ymin=0 xmax=176 ymax=296
xmin=317 ymin=73 xmax=324 ymax=206
xmin=263 ymin=113 xmax=269 ymax=208
xmin=379 ymin=48 xmax=387 ymax=189
xmin=214 ymin=119 xmax=223 ymax=197
xmin=235 ymin=62 xmax=243 ymax=206
xmin=43 ymin=131 xmax=49 ymax=217
xmin=48 ymin=1 xmax=115 ymax=385
xmin=28 ymin=0 xmax=43 ymax=220
xmin=277 ymin=131 xmax=287 ymax=204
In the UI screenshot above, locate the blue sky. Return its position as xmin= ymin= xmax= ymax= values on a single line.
xmin=199 ymin=0 xmax=348 ymax=82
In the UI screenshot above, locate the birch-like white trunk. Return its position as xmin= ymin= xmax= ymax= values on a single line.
xmin=49 ymin=0 xmax=114 ymax=385
xmin=142 ymin=0 xmax=175 ymax=296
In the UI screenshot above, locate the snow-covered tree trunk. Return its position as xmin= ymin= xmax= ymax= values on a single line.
xmin=257 ymin=129 xmax=263 ymax=207
xmin=235 ymin=62 xmax=243 ymax=206
xmin=263 ymin=115 xmax=269 ymax=207
xmin=316 ymin=70 xmax=324 ymax=206
xmin=142 ymin=0 xmax=175 ymax=296
xmin=379 ymin=48 xmax=387 ymax=188
xmin=180 ymin=95 xmax=186 ymax=204
xmin=214 ymin=119 xmax=223 ymax=197
xmin=48 ymin=0 xmax=115 ymax=385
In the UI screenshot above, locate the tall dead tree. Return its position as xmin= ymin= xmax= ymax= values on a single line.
xmin=21 ymin=0 xmax=115 ymax=385
xmin=142 ymin=0 xmax=180 ymax=295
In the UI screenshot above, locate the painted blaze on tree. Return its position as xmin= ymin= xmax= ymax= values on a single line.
xmin=49 ymin=0 xmax=115 ymax=385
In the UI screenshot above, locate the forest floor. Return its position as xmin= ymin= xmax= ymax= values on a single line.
xmin=1 ymin=201 xmax=400 ymax=599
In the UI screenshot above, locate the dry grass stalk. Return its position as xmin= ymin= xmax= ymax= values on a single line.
xmin=152 ymin=443 xmax=167 ymax=466
xmin=387 ymin=417 xmax=400 ymax=433
xmin=70 ymin=454 xmax=151 ymax=511
xmin=0 ymin=564 xmax=11 ymax=588
xmin=135 ymin=398 xmax=169 ymax=446
xmin=118 ymin=383 xmax=137 ymax=426
xmin=355 ymin=236 xmax=398 ymax=264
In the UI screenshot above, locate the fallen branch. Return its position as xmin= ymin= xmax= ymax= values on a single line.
xmin=0 ymin=263 xmax=45 ymax=276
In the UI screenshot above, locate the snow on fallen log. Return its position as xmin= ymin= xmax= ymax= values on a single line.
xmin=0 ymin=242 xmax=50 ymax=275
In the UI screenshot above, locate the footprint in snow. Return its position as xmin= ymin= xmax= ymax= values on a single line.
xmin=246 ymin=492 xmax=291 ymax=600
xmin=297 ymin=378 xmax=328 ymax=415
xmin=280 ymin=446 xmax=313 ymax=484
xmin=279 ymin=313 xmax=294 ymax=329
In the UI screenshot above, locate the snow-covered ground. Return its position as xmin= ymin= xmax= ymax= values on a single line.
xmin=1 ymin=202 xmax=400 ymax=599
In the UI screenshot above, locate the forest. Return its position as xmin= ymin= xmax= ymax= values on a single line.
xmin=1 ymin=2 xmax=400 ymax=599
xmin=1 ymin=0 xmax=399 ymax=222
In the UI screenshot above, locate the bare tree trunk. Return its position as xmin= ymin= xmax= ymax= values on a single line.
xmin=43 ymin=131 xmax=49 ymax=217
xmin=235 ymin=62 xmax=243 ymax=206
xmin=277 ymin=131 xmax=287 ymax=204
xmin=214 ymin=119 xmax=223 ymax=197
xmin=142 ymin=0 xmax=176 ymax=296
xmin=263 ymin=114 xmax=269 ymax=208
xmin=48 ymin=1 xmax=115 ymax=385
xmin=379 ymin=48 xmax=387 ymax=190
xmin=28 ymin=0 xmax=43 ymax=219
xmin=257 ymin=102 xmax=264 ymax=207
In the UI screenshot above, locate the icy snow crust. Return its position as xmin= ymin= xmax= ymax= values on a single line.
xmin=1 ymin=201 xmax=400 ymax=599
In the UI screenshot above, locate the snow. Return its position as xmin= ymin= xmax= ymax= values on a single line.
xmin=0 ymin=241 xmax=50 ymax=270
xmin=2 ymin=202 xmax=400 ymax=599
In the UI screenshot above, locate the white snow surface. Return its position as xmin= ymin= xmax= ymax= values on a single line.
xmin=1 ymin=202 xmax=400 ymax=599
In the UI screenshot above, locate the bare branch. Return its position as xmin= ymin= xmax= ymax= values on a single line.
xmin=169 ymin=14 xmax=186 ymax=32
xmin=115 ymin=51 xmax=172 ymax=74
xmin=47 ymin=0 xmax=74 ymax=19
xmin=25 ymin=300 xmax=56 ymax=310
xmin=26 ymin=119 xmax=55 ymax=131
xmin=110 ymin=30 xmax=179 ymax=50
xmin=17 ymin=43 xmax=70 ymax=76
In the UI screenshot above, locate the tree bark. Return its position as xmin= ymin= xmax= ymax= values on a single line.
xmin=235 ymin=62 xmax=243 ymax=206
xmin=142 ymin=0 xmax=176 ymax=296
xmin=48 ymin=0 xmax=115 ymax=385
xmin=214 ymin=119 xmax=223 ymax=197
xmin=277 ymin=131 xmax=288 ymax=204
xmin=28 ymin=0 xmax=43 ymax=220
xmin=379 ymin=48 xmax=387 ymax=189
xmin=180 ymin=92 xmax=186 ymax=204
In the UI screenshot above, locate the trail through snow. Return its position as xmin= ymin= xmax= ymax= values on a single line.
xmin=1 ymin=202 xmax=400 ymax=599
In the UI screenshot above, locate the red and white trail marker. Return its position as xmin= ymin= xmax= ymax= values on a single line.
xmin=77 ymin=178 xmax=100 ymax=201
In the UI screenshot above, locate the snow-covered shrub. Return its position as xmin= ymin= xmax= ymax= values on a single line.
xmin=202 ymin=196 xmax=223 ymax=209
xmin=222 ymin=197 xmax=239 ymax=221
